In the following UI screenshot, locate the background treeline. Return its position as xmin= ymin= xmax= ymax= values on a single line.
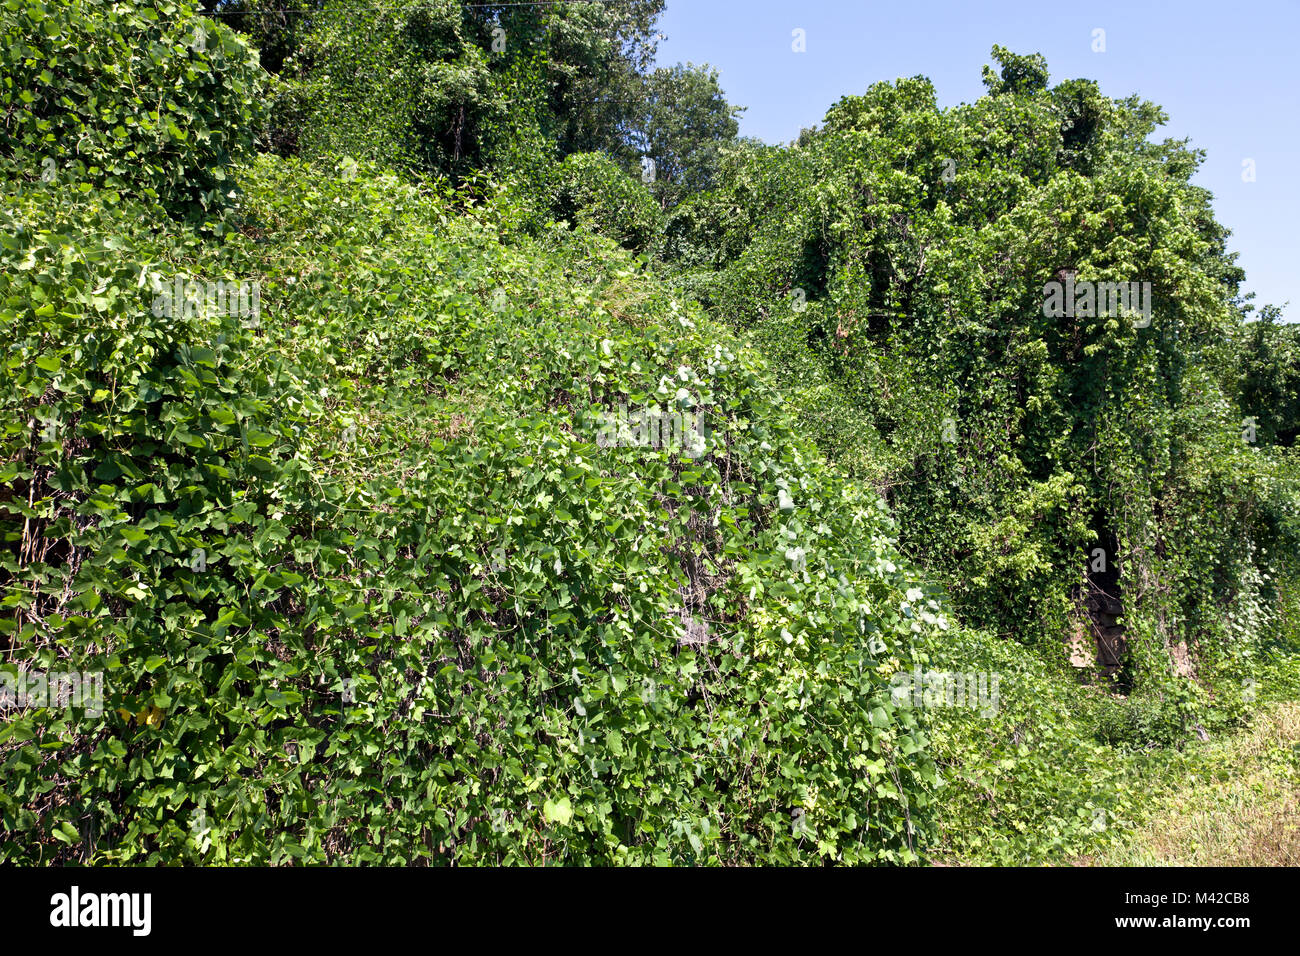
xmin=662 ymin=48 xmax=1300 ymax=739
xmin=205 ymin=0 xmax=742 ymax=211
xmin=1 ymin=0 xmax=1297 ymax=865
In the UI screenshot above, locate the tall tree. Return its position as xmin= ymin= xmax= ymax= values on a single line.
xmin=633 ymin=63 xmax=743 ymax=209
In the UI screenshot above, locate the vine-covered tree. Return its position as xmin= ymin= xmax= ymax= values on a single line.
xmin=663 ymin=47 xmax=1300 ymax=728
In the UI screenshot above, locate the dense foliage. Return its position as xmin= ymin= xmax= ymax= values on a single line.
xmin=664 ymin=48 xmax=1300 ymax=742
xmin=2 ymin=3 xmax=1297 ymax=867
xmin=548 ymin=152 xmax=663 ymax=254
xmin=0 ymin=0 xmax=263 ymax=216
xmin=214 ymin=0 xmax=736 ymax=202
xmin=1 ymin=152 xmax=951 ymax=863
xmin=0 ymin=2 xmax=944 ymax=862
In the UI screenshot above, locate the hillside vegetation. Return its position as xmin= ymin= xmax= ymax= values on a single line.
xmin=2 ymin=1 xmax=1297 ymax=865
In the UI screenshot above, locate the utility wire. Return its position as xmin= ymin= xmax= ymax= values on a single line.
xmin=195 ymin=1 xmax=642 ymax=14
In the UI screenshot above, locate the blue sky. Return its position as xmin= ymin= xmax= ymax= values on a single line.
xmin=653 ymin=0 xmax=1299 ymax=321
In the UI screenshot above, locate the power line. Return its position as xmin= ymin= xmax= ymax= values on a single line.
xmin=195 ymin=1 xmax=643 ymax=14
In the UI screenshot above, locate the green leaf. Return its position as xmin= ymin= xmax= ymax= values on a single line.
xmin=543 ymin=796 xmax=573 ymax=826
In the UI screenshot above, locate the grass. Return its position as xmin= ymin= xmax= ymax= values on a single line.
xmin=1084 ymin=702 xmax=1300 ymax=866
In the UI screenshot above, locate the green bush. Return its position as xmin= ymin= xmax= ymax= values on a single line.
xmin=0 ymin=155 xmax=937 ymax=864
xmin=0 ymin=0 xmax=264 ymax=216
xmin=1091 ymin=695 xmax=1185 ymax=751
xmin=550 ymin=151 xmax=664 ymax=255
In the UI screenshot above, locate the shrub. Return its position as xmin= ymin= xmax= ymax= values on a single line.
xmin=0 ymin=0 xmax=264 ymax=216
xmin=550 ymin=152 xmax=664 ymax=255
xmin=0 ymin=156 xmax=936 ymax=864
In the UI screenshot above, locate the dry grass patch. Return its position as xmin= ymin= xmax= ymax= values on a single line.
xmin=1090 ymin=702 xmax=1300 ymax=866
